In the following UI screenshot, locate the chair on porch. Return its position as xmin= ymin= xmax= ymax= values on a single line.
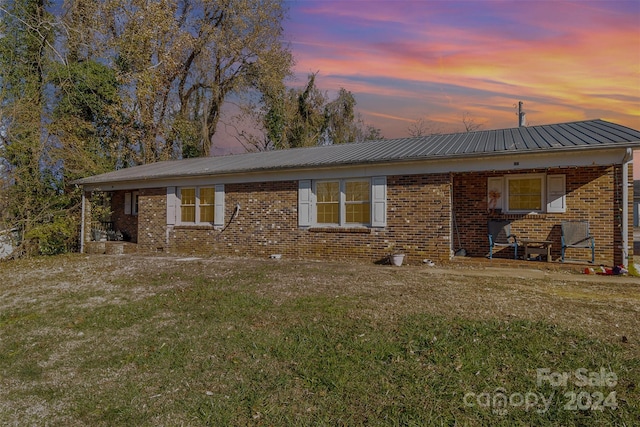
xmin=561 ymin=220 xmax=595 ymax=263
xmin=488 ymin=220 xmax=518 ymax=259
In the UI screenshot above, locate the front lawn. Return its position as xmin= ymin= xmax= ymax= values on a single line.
xmin=1 ymin=255 xmax=638 ymax=425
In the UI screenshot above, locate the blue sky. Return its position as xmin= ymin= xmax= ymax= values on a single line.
xmin=279 ymin=0 xmax=639 ymax=138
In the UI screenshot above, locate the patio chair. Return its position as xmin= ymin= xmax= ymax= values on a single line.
xmin=488 ymin=220 xmax=518 ymax=259
xmin=561 ymin=220 xmax=595 ymax=263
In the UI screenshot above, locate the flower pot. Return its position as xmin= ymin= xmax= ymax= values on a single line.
xmin=390 ymin=253 xmax=405 ymax=266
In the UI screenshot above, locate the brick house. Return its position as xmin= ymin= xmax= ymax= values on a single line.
xmin=75 ymin=119 xmax=640 ymax=267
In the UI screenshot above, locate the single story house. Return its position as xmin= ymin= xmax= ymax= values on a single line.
xmin=75 ymin=119 xmax=640 ymax=267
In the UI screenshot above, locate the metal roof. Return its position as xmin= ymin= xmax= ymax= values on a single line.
xmin=75 ymin=119 xmax=640 ymax=185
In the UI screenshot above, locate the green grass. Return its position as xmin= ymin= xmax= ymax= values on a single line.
xmin=0 ymin=256 xmax=638 ymax=426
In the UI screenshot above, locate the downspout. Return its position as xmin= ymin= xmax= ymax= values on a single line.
xmin=621 ymin=148 xmax=632 ymax=268
xmin=80 ymin=189 xmax=86 ymax=254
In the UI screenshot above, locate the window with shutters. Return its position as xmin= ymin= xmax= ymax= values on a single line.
xmin=507 ymin=175 xmax=543 ymax=212
xmin=177 ymin=187 xmax=218 ymax=224
xmin=488 ymin=174 xmax=566 ymax=214
xmin=298 ymin=177 xmax=385 ymax=227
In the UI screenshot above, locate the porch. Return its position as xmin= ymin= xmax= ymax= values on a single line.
xmin=84 ymin=240 xmax=138 ymax=255
xmin=451 ymin=165 xmax=631 ymax=266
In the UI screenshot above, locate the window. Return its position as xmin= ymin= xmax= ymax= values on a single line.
xmin=199 ymin=187 xmax=215 ymax=223
xmin=124 ymin=191 xmax=140 ymax=215
xmin=488 ymin=174 xmax=566 ymax=214
xmin=180 ymin=188 xmax=196 ymax=222
xmin=167 ymin=185 xmax=224 ymax=226
xmin=298 ymin=177 xmax=386 ymax=227
xmin=507 ymin=176 xmax=542 ymax=211
xmin=316 ymin=181 xmax=340 ymax=224
xmin=345 ymin=180 xmax=371 ymax=224
xmin=132 ymin=192 xmax=140 ymax=215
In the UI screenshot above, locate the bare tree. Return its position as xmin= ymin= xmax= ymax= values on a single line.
xmin=407 ymin=118 xmax=442 ymax=137
xmin=462 ymin=112 xmax=483 ymax=132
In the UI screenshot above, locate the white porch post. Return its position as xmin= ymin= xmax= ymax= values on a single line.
xmin=622 ymin=148 xmax=632 ymax=268
xmin=80 ymin=189 xmax=86 ymax=254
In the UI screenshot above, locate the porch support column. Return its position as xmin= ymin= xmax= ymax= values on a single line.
xmin=80 ymin=189 xmax=86 ymax=254
xmin=621 ymin=148 xmax=632 ymax=268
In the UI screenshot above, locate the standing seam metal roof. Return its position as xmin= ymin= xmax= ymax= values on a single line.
xmin=75 ymin=119 xmax=640 ymax=185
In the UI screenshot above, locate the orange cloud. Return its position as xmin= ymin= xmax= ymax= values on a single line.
xmin=287 ymin=0 xmax=639 ymax=137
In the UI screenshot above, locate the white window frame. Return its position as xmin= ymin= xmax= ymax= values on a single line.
xmin=505 ymin=173 xmax=546 ymax=214
xmin=175 ymin=185 xmax=224 ymax=226
xmin=298 ymin=177 xmax=386 ymax=228
xmin=488 ymin=173 xmax=566 ymax=214
xmin=315 ymin=179 xmax=372 ymax=226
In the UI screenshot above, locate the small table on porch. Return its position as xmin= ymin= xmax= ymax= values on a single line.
xmin=521 ymin=239 xmax=552 ymax=262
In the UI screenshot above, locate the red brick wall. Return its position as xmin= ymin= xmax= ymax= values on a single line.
xmin=122 ymin=174 xmax=451 ymax=264
xmin=98 ymin=164 xmax=630 ymax=265
xmin=134 ymin=188 xmax=166 ymax=252
xmin=453 ymin=166 xmax=627 ymax=264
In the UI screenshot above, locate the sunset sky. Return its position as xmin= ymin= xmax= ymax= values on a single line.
xmin=281 ymin=0 xmax=639 ymax=137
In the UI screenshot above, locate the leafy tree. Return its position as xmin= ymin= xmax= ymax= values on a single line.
xmin=97 ymin=0 xmax=293 ymax=161
xmin=48 ymin=60 xmax=122 ymax=183
xmin=0 ymin=0 xmax=295 ymax=257
xmin=322 ymin=88 xmax=357 ymax=145
xmin=0 ymin=0 xmax=73 ymax=255
xmin=241 ymin=73 xmax=382 ymax=151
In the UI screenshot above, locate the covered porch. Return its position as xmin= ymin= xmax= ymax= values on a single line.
xmin=450 ymin=162 xmax=633 ymax=267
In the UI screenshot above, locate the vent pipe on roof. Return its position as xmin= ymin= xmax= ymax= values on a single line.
xmin=518 ymin=101 xmax=526 ymax=127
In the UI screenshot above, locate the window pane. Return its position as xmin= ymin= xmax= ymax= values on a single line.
xmin=317 ymin=181 xmax=339 ymax=202
xmin=200 ymin=188 xmax=215 ymax=205
xmin=200 ymin=205 xmax=214 ymax=222
xmin=508 ymin=178 xmax=542 ymax=211
xmin=199 ymin=187 xmax=215 ymax=223
xmin=345 ymin=180 xmax=370 ymax=224
xmin=180 ymin=188 xmax=196 ymax=222
xmin=316 ymin=182 xmax=339 ymax=224
xmin=346 ymin=203 xmax=371 ymax=224
xmin=317 ymin=203 xmax=339 ymax=224
xmin=346 ymin=181 xmax=369 ymax=202
xmin=181 ymin=206 xmax=195 ymax=222
xmin=181 ymin=188 xmax=195 ymax=205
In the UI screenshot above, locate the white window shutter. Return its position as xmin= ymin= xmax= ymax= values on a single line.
xmin=371 ymin=176 xmax=387 ymax=227
xmin=298 ymin=180 xmax=313 ymax=227
xmin=487 ymin=177 xmax=504 ymax=211
xmin=124 ymin=192 xmax=132 ymax=215
xmin=166 ymin=187 xmax=176 ymax=225
xmin=547 ymin=174 xmax=566 ymax=213
xmin=214 ymin=184 xmax=225 ymax=226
